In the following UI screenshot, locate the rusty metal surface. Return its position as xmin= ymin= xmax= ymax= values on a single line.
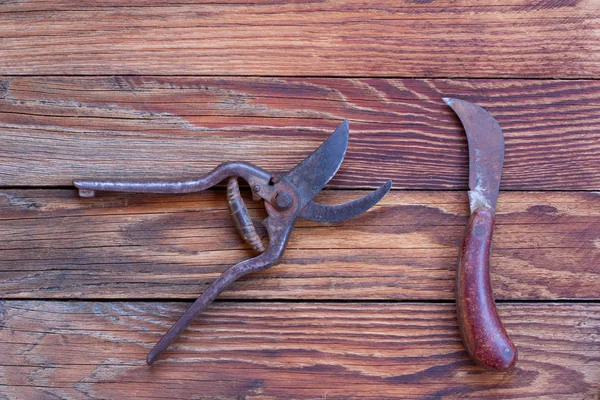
xmin=300 ymin=180 xmax=392 ymax=222
xmin=443 ymin=98 xmax=504 ymax=213
xmin=74 ymin=161 xmax=275 ymax=200
xmin=227 ymin=177 xmax=265 ymax=253
xmin=74 ymin=120 xmax=392 ymax=364
xmin=281 ymin=120 xmax=349 ymax=209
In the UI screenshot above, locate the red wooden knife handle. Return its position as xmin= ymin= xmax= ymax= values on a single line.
xmin=456 ymin=208 xmax=517 ymax=371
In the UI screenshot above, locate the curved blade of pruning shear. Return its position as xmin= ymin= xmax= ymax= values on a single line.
xmin=280 ymin=120 xmax=349 ymax=209
xmin=299 ymin=180 xmax=392 ymax=222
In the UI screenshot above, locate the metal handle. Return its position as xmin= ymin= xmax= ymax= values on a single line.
xmin=74 ymin=161 xmax=274 ymax=198
xmin=147 ymin=249 xmax=274 ymax=365
xmin=456 ymin=208 xmax=517 ymax=371
xmin=147 ymin=214 xmax=295 ymax=365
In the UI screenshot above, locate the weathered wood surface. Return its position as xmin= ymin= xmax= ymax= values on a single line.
xmin=1 ymin=189 xmax=597 ymax=300
xmin=1 ymin=1 xmax=600 ymax=77
xmin=1 ymin=301 xmax=598 ymax=399
xmin=1 ymin=2 xmax=599 ymax=397
xmin=1 ymin=77 xmax=600 ymax=190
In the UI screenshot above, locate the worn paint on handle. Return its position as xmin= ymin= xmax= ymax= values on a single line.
xmin=456 ymin=208 xmax=517 ymax=371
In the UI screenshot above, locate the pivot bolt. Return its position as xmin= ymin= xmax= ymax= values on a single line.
xmin=274 ymin=192 xmax=293 ymax=211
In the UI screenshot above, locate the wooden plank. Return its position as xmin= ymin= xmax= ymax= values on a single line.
xmin=1 ymin=189 xmax=597 ymax=300
xmin=0 ymin=301 xmax=597 ymax=399
xmin=1 ymin=1 xmax=599 ymax=77
xmin=1 ymin=77 xmax=599 ymax=189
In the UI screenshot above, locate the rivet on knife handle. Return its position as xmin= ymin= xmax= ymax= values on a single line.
xmin=444 ymin=98 xmax=518 ymax=371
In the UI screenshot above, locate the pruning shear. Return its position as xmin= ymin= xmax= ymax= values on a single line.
xmin=74 ymin=120 xmax=392 ymax=364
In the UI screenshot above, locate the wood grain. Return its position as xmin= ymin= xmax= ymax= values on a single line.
xmin=1 ymin=77 xmax=600 ymax=189
xmin=0 ymin=301 xmax=598 ymax=399
xmin=1 ymin=189 xmax=597 ymax=300
xmin=1 ymin=1 xmax=599 ymax=77
xmin=2 ymin=1 xmax=598 ymax=397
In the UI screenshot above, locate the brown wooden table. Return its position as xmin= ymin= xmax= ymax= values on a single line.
xmin=1 ymin=2 xmax=599 ymax=398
